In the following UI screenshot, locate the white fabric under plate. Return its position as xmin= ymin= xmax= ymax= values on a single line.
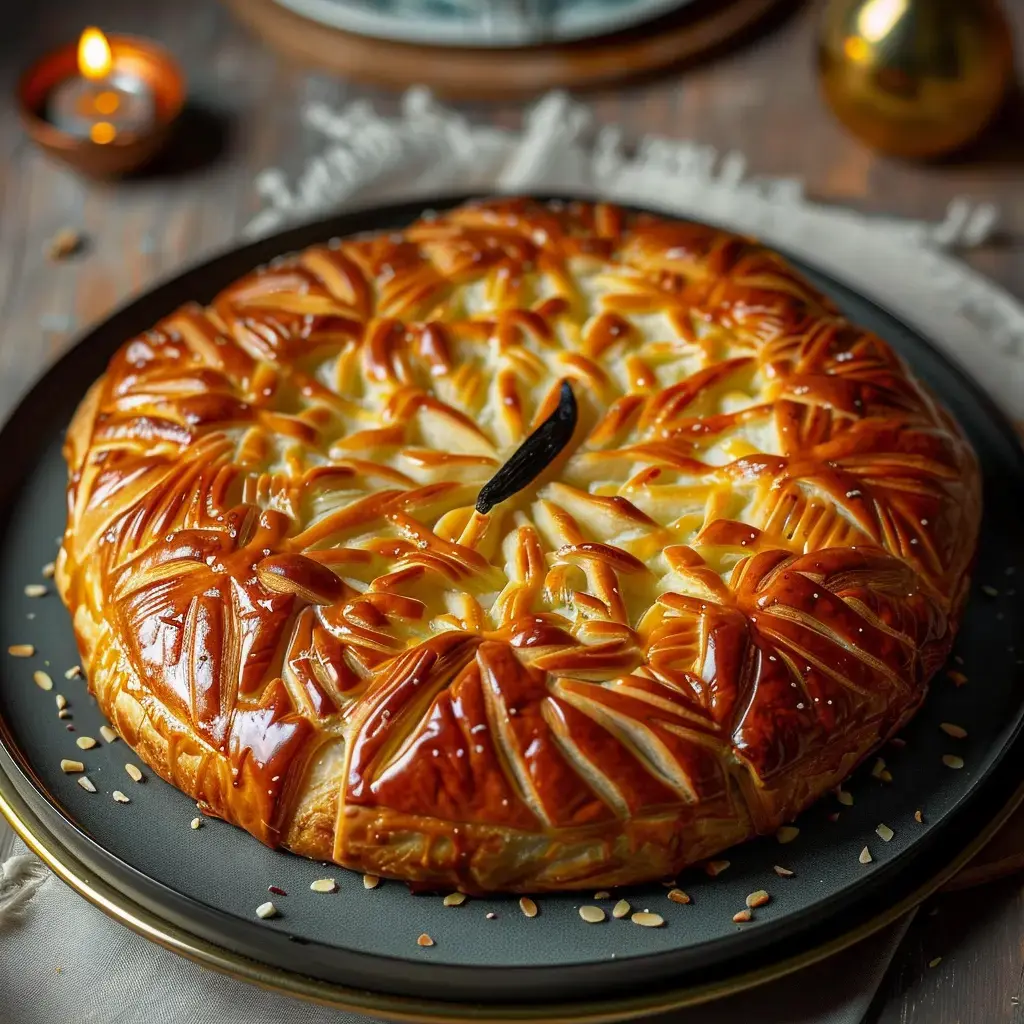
xmin=2 ymin=87 xmax=1022 ymax=1024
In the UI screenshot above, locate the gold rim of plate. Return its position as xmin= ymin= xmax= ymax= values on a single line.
xmin=1 ymin=765 xmax=1021 ymax=1023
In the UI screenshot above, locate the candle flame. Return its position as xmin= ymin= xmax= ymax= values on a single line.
xmin=78 ymin=27 xmax=113 ymax=80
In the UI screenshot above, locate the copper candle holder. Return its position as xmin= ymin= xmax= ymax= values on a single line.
xmin=18 ymin=32 xmax=185 ymax=178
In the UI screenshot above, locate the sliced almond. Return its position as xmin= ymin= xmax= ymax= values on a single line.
xmin=362 ymin=874 xmax=380 ymax=889
xmin=746 ymin=890 xmax=770 ymax=908
xmin=46 ymin=227 xmax=83 ymax=261
xmin=776 ymin=826 xmax=800 ymax=844
xmin=704 ymin=859 xmax=730 ymax=877
xmin=519 ymin=897 xmax=538 ymax=918
xmin=876 ymin=823 xmax=894 ymax=842
xmin=443 ymin=892 xmax=467 ymax=907
xmin=41 ymin=562 xmax=56 ymax=579
xmin=99 ymin=725 xmax=118 ymax=744
xmin=59 ymin=759 xmax=84 ymax=773
xmin=631 ymin=912 xmax=664 ymax=928
xmin=773 ymin=865 xmax=794 ymax=878
xmin=125 ymin=763 xmax=144 ymax=783
xmin=579 ymin=905 xmax=605 ymax=923
xmin=8 ymin=644 xmax=35 ymax=658
xmin=77 ymin=776 xmax=96 ymax=793
xmin=859 ymin=846 xmax=873 ymax=864
xmin=417 ymin=933 xmax=434 ymax=947
xmin=255 ymin=901 xmax=277 ymax=919
xmin=942 ymin=754 xmax=965 ymax=770
xmin=112 ymin=791 xmax=130 ymax=804
xmin=33 ymin=671 xmax=53 ymax=691
xmin=24 ymin=584 xmax=47 ymax=598
xmin=667 ymin=889 xmax=690 ymax=905
xmin=732 ymin=909 xmax=752 ymax=923
xmin=310 ymin=878 xmax=337 ymax=893
xmin=76 ymin=736 xmax=97 ymax=750
xmin=940 ymin=723 xmax=967 ymax=739
xmin=612 ymin=899 xmax=631 ymax=919
xmin=836 ymin=788 xmax=853 ymax=807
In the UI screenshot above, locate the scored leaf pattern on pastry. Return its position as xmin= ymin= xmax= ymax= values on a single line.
xmin=59 ymin=199 xmax=979 ymax=889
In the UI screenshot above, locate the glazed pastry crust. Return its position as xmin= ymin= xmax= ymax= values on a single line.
xmin=56 ymin=199 xmax=980 ymax=892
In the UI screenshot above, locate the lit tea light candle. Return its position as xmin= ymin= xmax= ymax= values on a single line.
xmin=19 ymin=27 xmax=185 ymax=176
xmin=46 ymin=27 xmax=156 ymax=144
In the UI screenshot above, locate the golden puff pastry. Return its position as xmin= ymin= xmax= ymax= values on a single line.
xmin=56 ymin=198 xmax=980 ymax=892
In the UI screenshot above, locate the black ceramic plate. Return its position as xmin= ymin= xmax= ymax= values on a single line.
xmin=1 ymin=196 xmax=1023 ymax=1020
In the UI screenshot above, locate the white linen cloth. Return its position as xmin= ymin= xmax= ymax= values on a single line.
xmin=2 ymin=87 xmax=1022 ymax=1024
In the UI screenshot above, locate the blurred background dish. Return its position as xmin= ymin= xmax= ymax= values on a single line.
xmin=269 ymin=0 xmax=697 ymax=47
xmin=229 ymin=0 xmax=788 ymax=98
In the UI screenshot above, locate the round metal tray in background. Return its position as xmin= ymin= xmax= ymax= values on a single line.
xmin=0 ymin=196 xmax=1022 ymax=1021
xmin=223 ymin=0 xmax=790 ymax=98
xmin=268 ymin=0 xmax=697 ymax=48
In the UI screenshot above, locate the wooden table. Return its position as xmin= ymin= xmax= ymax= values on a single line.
xmin=1 ymin=1 xmax=1022 ymax=1020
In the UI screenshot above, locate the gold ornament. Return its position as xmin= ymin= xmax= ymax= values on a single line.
xmin=818 ymin=0 xmax=1015 ymax=159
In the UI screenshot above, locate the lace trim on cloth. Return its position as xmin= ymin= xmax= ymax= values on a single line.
xmin=245 ymin=88 xmax=1024 ymax=423
xmin=0 ymin=854 xmax=50 ymax=926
